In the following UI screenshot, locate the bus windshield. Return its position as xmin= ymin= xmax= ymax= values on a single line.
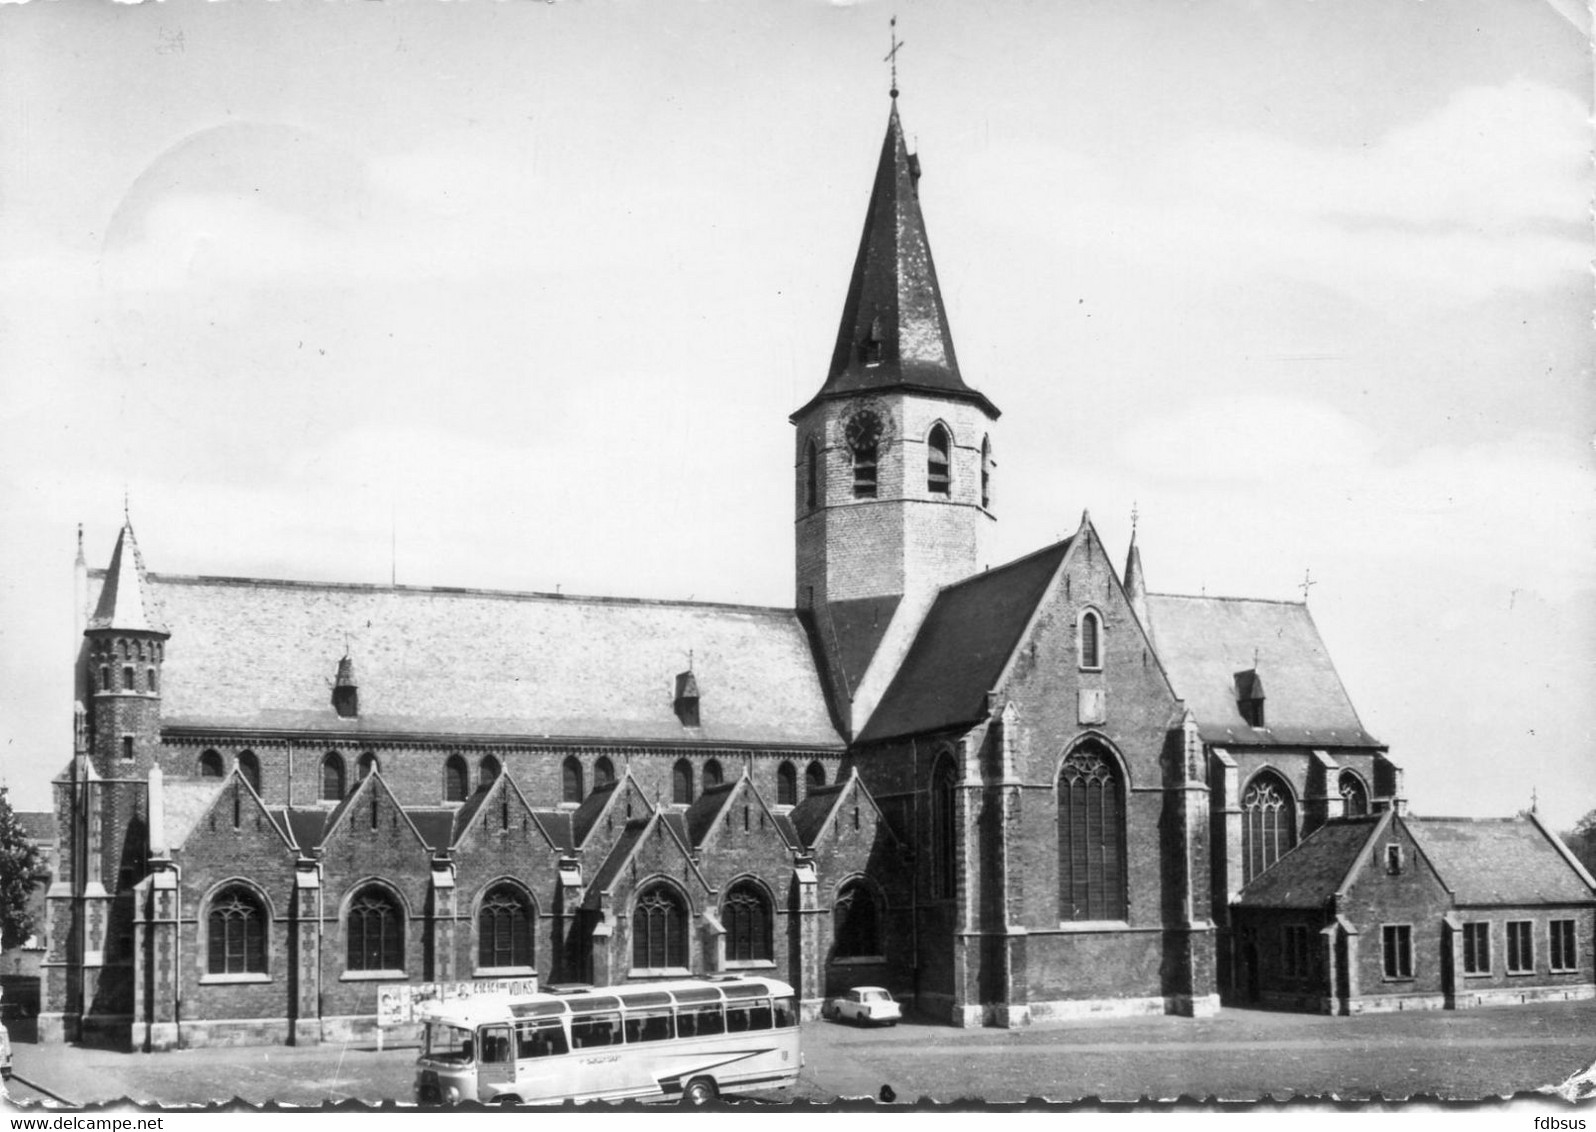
xmin=424 ymin=1022 xmax=477 ymax=1064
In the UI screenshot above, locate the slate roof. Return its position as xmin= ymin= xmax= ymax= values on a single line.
xmin=793 ymin=103 xmax=998 ymax=420
xmin=587 ymin=818 xmax=652 ymax=895
xmin=532 ymin=810 xmax=574 ymax=853
xmin=813 ymin=595 xmax=901 ymax=702
xmin=1235 ymin=814 xmax=1387 ymax=909
xmin=280 ymin=807 xmax=328 ymax=852
xmin=570 ymin=780 xmax=619 ymax=847
xmin=163 ymin=779 xmax=227 ymax=849
xmin=788 ymin=782 xmax=849 ymax=849
xmin=685 ymin=782 xmax=738 ymax=847
xmin=87 ymin=523 xmax=167 ymax=634
xmin=1408 ymin=816 xmax=1596 ymax=906
xmin=858 ymin=539 xmax=1072 ymax=743
xmin=1145 ymin=594 xmax=1379 ymax=748
xmin=92 ymin=570 xmax=842 ymax=750
xmin=408 ymin=808 xmax=456 ymax=853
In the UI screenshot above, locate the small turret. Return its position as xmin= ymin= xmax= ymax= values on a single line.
xmin=84 ymin=520 xmax=169 ymax=776
xmin=332 ymin=653 xmax=359 ymax=719
xmin=1124 ymin=520 xmax=1151 ymax=638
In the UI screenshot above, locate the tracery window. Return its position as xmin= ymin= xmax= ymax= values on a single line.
xmin=1057 ymin=745 xmax=1126 ymax=921
xmin=1242 ymin=772 xmax=1297 ymax=884
xmin=207 ymin=886 xmax=267 ymax=975
xmin=1338 ymin=771 xmax=1368 ymax=817
xmin=478 ymin=885 xmax=534 ymax=970
xmin=833 ymin=880 xmax=880 ymax=958
xmin=632 ymin=884 xmax=688 ymax=970
xmin=347 ymin=887 xmax=403 ymax=972
xmin=723 ymin=881 xmax=772 ymax=963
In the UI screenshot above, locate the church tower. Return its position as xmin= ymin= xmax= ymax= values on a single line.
xmin=792 ymin=100 xmax=999 ymax=731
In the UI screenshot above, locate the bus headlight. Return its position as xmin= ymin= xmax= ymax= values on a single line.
xmin=445 ymin=1086 xmax=460 ymax=1105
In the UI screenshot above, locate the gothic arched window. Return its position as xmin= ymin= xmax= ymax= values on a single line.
xmin=357 ymin=752 xmax=378 ymax=781
xmin=477 ymin=884 xmax=534 ymax=971
xmin=198 ymin=750 xmax=224 ymax=778
xmin=1057 ymin=745 xmax=1126 ymax=921
xmin=593 ymin=757 xmax=615 ymax=791
xmin=931 ymin=756 xmax=957 ymax=899
xmin=207 ymin=886 xmax=267 ymax=975
xmin=1339 ymin=771 xmax=1369 ymax=817
xmin=723 ymin=881 xmax=772 ymax=963
xmin=321 ymin=752 xmax=346 ymax=802
xmin=805 ymin=761 xmax=826 ymax=795
xmin=562 ymin=757 xmax=584 ymax=804
xmin=444 ymin=755 xmax=469 ymax=803
xmin=479 ymin=755 xmax=501 ymax=791
xmin=833 ymin=880 xmax=881 ymax=959
xmin=236 ymin=751 xmax=262 ymax=795
xmin=346 ymin=886 xmax=403 ymax=972
xmin=672 ymin=759 xmax=694 ymax=806
xmin=703 ymin=759 xmax=724 ymax=790
xmin=1079 ymin=610 xmax=1103 ymax=670
xmin=632 ymin=884 xmax=688 ymax=970
xmin=776 ymin=761 xmax=797 ymax=806
xmin=927 ymin=423 xmax=951 ymax=495
xmin=1242 ymin=771 xmax=1297 ymax=883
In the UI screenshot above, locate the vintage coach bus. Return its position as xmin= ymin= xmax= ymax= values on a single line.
xmin=413 ymin=976 xmax=803 ymax=1106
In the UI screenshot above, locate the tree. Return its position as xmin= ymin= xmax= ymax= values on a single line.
xmin=1559 ymin=808 xmax=1596 ymax=877
xmin=0 ymin=787 xmax=45 ymax=951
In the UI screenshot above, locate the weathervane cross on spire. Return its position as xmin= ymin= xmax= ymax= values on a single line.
xmin=1299 ymin=569 xmax=1317 ymax=604
xmin=885 ymin=15 xmax=904 ymax=99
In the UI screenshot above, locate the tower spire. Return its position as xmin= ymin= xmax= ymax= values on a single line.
xmin=1124 ymin=505 xmax=1151 ymax=634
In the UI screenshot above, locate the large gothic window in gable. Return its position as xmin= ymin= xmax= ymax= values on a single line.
xmin=1242 ymin=771 xmax=1297 ymax=884
xmin=776 ymin=761 xmax=797 ymax=806
xmin=632 ymin=883 xmax=688 ymax=971
xmin=723 ymin=880 xmax=772 ymax=963
xmin=1057 ymin=745 xmax=1126 ymax=922
xmin=562 ymin=757 xmax=584 ymax=804
xmin=477 ymin=884 xmax=534 ymax=971
xmin=346 ymin=886 xmax=403 ymax=972
xmin=833 ymin=879 xmax=881 ymax=959
xmin=321 ymin=752 xmax=346 ymax=802
xmin=1338 ymin=771 xmax=1369 ymax=817
xmin=926 ymin=423 xmax=951 ymax=495
xmin=444 ymin=755 xmax=469 ymax=803
xmin=207 ymin=885 xmax=267 ymax=975
xmin=931 ymin=755 xmax=958 ymax=900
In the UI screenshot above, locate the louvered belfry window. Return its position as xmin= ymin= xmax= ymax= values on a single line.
xmin=1242 ymin=773 xmax=1296 ymax=883
xmin=632 ymin=885 xmax=687 ymax=970
xmin=1057 ymin=746 xmax=1126 ymax=921
xmin=927 ymin=424 xmax=951 ymax=495
xmin=208 ymin=887 xmax=267 ymax=975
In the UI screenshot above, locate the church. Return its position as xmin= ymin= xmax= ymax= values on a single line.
xmin=40 ymin=96 xmax=1589 ymax=1051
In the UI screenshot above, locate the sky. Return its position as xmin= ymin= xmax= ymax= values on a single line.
xmin=0 ymin=0 xmax=1590 ymax=830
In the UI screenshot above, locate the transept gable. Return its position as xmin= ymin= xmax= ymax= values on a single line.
xmin=174 ymin=767 xmax=295 ymax=860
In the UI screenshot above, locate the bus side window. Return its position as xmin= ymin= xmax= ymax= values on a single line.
xmin=516 ymin=1020 xmax=568 ymax=1059
xmin=678 ymin=1005 xmax=723 ymax=1038
xmin=624 ymin=1010 xmax=675 ymax=1044
xmin=480 ymin=1026 xmax=512 ymax=1064
xmin=726 ymin=1005 xmax=750 ymax=1033
xmin=773 ymin=996 xmax=798 ymax=1028
xmin=747 ymin=1000 xmax=773 ymax=1030
xmin=571 ymin=1012 xmax=622 ymax=1049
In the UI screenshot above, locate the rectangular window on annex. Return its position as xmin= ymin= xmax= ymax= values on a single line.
xmin=1462 ymin=922 xmax=1491 ymax=975
xmin=1381 ymin=924 xmax=1412 ymax=979
xmin=1506 ymin=920 xmax=1534 ymax=974
xmin=1549 ymin=920 xmax=1577 ymax=972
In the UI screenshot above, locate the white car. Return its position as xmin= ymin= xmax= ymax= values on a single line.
xmin=826 ymin=986 xmax=901 ymax=1026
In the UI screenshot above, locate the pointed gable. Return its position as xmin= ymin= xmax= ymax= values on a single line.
xmin=88 ymin=522 xmax=167 ymax=635
xmin=173 ymin=768 xmax=294 ymax=855
xmin=318 ymin=771 xmax=432 ymax=855
xmin=1236 ymin=814 xmax=1389 ymax=909
xmin=858 ymin=539 xmax=1072 ymax=743
xmin=586 ymin=807 xmax=708 ymax=902
xmin=794 ymin=104 xmax=997 ymax=420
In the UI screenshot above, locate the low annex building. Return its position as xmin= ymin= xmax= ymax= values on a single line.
xmin=40 ymin=94 xmax=1579 ymax=1051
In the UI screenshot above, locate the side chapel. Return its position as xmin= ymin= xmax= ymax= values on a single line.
xmin=47 ymin=93 xmax=1559 ymax=1052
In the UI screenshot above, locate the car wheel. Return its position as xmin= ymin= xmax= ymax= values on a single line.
xmin=493 ymin=1095 xmax=522 ymax=1106
xmin=682 ymin=1077 xmax=718 ymax=1106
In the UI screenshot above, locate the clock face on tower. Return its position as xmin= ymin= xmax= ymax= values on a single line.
xmin=844 ymin=408 xmax=884 ymax=454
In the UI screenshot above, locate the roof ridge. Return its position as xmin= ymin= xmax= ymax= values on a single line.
xmin=1147 ymin=591 xmax=1305 ymax=607
xmin=935 ymin=537 xmax=1072 ymax=595
xmin=109 ymin=568 xmax=800 ymax=617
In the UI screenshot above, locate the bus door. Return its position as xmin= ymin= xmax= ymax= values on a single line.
xmin=477 ymin=1024 xmax=514 ymax=1095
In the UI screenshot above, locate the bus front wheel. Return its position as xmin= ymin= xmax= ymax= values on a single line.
xmin=682 ymin=1077 xmax=718 ymax=1106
